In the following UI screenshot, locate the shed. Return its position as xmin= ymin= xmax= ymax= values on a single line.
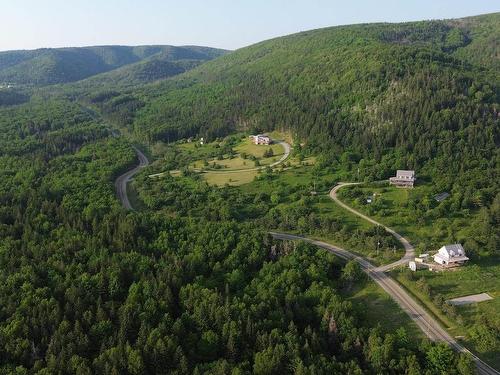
xmin=434 ymin=192 xmax=450 ymax=202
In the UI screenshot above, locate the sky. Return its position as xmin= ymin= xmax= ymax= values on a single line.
xmin=1 ymin=0 xmax=498 ymax=51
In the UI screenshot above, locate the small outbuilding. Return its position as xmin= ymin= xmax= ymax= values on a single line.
xmin=433 ymin=244 xmax=469 ymax=266
xmin=434 ymin=192 xmax=450 ymax=202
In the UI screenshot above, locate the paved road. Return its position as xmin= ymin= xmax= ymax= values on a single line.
xmin=269 ymin=141 xmax=291 ymax=167
xmin=329 ymin=183 xmax=415 ymax=272
xmin=149 ymin=140 xmax=291 ymax=178
xmin=115 ymin=146 xmax=149 ymax=210
xmin=270 ymin=232 xmax=499 ymax=375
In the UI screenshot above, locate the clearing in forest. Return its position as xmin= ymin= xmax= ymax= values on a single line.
xmin=164 ymin=135 xmax=291 ymax=186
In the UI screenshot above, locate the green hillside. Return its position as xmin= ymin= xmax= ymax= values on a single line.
xmin=128 ymin=13 xmax=498 ymax=141
xmin=0 ymin=45 xmax=228 ymax=86
xmin=79 ymin=55 xmax=210 ymax=87
xmin=101 ymin=14 xmax=497 ymax=202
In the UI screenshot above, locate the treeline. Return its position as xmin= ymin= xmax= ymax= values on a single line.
xmin=0 ymin=45 xmax=228 ymax=86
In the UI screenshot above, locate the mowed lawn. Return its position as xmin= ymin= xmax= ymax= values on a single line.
xmin=192 ymin=156 xmax=256 ymax=170
xmin=203 ymin=170 xmax=258 ymax=186
xmin=234 ymin=138 xmax=284 ymax=159
xmin=191 ymin=138 xmax=284 ymax=169
xmin=193 ymin=138 xmax=287 ymax=186
xmin=160 ymin=132 xmax=292 ymax=186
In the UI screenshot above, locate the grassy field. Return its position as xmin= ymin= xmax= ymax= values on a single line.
xmin=202 ymin=169 xmax=259 ymax=186
xmin=337 ymin=183 xmax=477 ymax=253
xmin=266 ymin=130 xmax=294 ymax=144
xmin=345 ymin=279 xmax=424 ymax=341
xmin=239 ymin=163 xmax=405 ymax=265
xmin=312 ymin=195 xmax=405 ymax=265
xmin=315 ymin=195 xmax=371 ymax=231
xmin=153 ymin=132 xmax=300 ymax=186
xmin=234 ymin=139 xmax=284 ymax=159
xmin=238 ymin=158 xmax=324 ymax=195
xmin=176 ymin=137 xmax=289 ymax=186
xmin=191 ymin=139 xmax=284 ymax=170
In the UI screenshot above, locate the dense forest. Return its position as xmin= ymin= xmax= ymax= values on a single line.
xmin=0 ymin=99 xmax=477 ymax=374
xmin=0 ymin=12 xmax=498 ymax=374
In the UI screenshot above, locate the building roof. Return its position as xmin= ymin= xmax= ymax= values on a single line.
xmin=396 ymin=170 xmax=415 ymax=177
xmin=440 ymin=244 xmax=465 ymax=256
xmin=434 ymin=192 xmax=450 ymax=202
xmin=434 ymin=254 xmax=469 ymax=263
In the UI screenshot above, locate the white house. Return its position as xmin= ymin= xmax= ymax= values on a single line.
xmin=433 ymin=244 xmax=469 ymax=266
xmin=250 ymin=134 xmax=271 ymax=145
xmin=389 ymin=170 xmax=416 ymax=188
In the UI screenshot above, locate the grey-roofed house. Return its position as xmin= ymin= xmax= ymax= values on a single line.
xmin=389 ymin=170 xmax=415 ymax=188
xmin=433 ymin=244 xmax=469 ymax=266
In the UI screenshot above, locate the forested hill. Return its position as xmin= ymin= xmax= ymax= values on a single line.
xmin=0 ymin=45 xmax=228 ymax=86
xmin=128 ymin=12 xmax=499 ymax=143
xmin=101 ymin=13 xmax=498 ymax=203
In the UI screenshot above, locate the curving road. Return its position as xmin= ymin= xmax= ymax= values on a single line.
xmin=269 ymin=141 xmax=291 ymax=168
xmin=329 ymin=183 xmax=415 ymax=272
xmin=113 ymin=151 xmax=499 ymax=373
xmin=115 ymin=146 xmax=149 ymax=210
xmin=270 ymin=232 xmax=499 ymax=374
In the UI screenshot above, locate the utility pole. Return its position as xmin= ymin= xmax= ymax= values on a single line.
xmin=377 ymin=240 xmax=380 ymax=256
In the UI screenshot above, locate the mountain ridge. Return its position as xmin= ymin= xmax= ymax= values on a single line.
xmin=0 ymin=44 xmax=229 ymax=86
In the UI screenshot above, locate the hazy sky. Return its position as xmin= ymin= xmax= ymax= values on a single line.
xmin=1 ymin=0 xmax=498 ymax=51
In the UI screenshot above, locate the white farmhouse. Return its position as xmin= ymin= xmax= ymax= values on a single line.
xmin=389 ymin=170 xmax=416 ymax=188
xmin=250 ymin=134 xmax=271 ymax=145
xmin=433 ymin=244 xmax=469 ymax=266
